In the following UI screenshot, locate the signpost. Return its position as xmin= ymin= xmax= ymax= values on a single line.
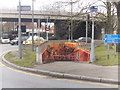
xmin=101 ymin=28 xmax=105 ymax=41
xmin=17 ymin=6 xmax=31 ymax=11
xmin=104 ymin=34 xmax=120 ymax=60
xmin=86 ymin=14 xmax=88 ymax=43
xmin=104 ymin=35 xmax=120 ymax=43
xmin=18 ymin=0 xmax=22 ymax=59
xmin=17 ymin=0 xmax=31 ymax=59
xmin=90 ymin=6 xmax=98 ymax=63
xmin=46 ymin=17 xmax=50 ymax=41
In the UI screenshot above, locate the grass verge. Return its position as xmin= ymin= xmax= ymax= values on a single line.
xmin=4 ymin=50 xmax=36 ymax=68
xmin=94 ymin=45 xmax=120 ymax=66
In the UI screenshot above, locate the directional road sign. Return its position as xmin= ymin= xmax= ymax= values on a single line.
xmin=17 ymin=6 xmax=31 ymax=11
xmin=90 ymin=6 xmax=98 ymax=12
xmin=104 ymin=34 xmax=120 ymax=43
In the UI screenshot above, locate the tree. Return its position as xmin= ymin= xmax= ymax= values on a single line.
xmin=114 ymin=2 xmax=120 ymax=34
xmin=113 ymin=1 xmax=120 ymax=52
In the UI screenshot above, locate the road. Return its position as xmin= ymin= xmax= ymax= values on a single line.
xmin=0 ymin=44 xmax=118 ymax=88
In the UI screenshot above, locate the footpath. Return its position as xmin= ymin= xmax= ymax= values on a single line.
xmin=33 ymin=61 xmax=119 ymax=83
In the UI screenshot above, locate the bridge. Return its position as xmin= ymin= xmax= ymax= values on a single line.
xmin=0 ymin=9 xmax=83 ymax=22
xmin=0 ymin=9 xmax=102 ymax=40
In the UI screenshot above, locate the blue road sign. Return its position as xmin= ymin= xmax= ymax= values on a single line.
xmin=90 ymin=6 xmax=98 ymax=12
xmin=104 ymin=35 xmax=120 ymax=43
xmin=17 ymin=6 xmax=31 ymax=11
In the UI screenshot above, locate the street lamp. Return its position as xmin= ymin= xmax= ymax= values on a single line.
xmin=86 ymin=14 xmax=89 ymax=43
xmin=18 ymin=0 xmax=22 ymax=59
xmin=101 ymin=28 xmax=105 ymax=41
xmin=70 ymin=0 xmax=73 ymax=41
xmin=46 ymin=17 xmax=50 ymax=41
xmin=32 ymin=0 xmax=35 ymax=51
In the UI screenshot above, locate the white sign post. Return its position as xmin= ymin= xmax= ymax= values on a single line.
xmin=18 ymin=0 xmax=22 ymax=59
xmin=90 ymin=6 xmax=98 ymax=63
xmin=17 ymin=1 xmax=31 ymax=58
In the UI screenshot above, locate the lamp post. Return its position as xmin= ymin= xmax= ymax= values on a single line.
xmin=46 ymin=17 xmax=50 ymax=41
xmin=38 ymin=19 xmax=41 ymax=37
xmin=46 ymin=17 xmax=49 ymax=41
xmin=69 ymin=25 xmax=71 ymax=41
xmin=90 ymin=17 xmax=95 ymax=62
xmin=70 ymin=0 xmax=73 ymax=41
xmin=18 ymin=0 xmax=22 ymax=59
xmin=86 ymin=14 xmax=88 ymax=43
xmin=32 ymin=0 xmax=35 ymax=51
xmin=101 ymin=28 xmax=105 ymax=41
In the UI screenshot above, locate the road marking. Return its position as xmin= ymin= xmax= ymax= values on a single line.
xmin=55 ymin=78 xmax=118 ymax=88
xmin=6 ymin=66 xmax=48 ymax=78
xmin=0 ymin=61 xmax=47 ymax=78
xmin=0 ymin=62 xmax=5 ymax=67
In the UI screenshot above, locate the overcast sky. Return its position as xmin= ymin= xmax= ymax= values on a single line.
xmin=0 ymin=0 xmax=107 ymax=13
xmin=0 ymin=0 xmax=66 ymax=10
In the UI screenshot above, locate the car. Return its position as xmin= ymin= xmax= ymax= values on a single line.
xmin=10 ymin=36 xmax=29 ymax=45
xmin=1 ymin=37 xmax=10 ymax=44
xmin=23 ymin=36 xmax=44 ymax=45
xmin=74 ymin=37 xmax=91 ymax=43
xmin=1 ymin=34 xmax=10 ymax=44
xmin=10 ymin=37 xmax=18 ymax=45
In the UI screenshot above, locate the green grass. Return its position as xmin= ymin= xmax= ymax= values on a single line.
xmin=5 ymin=50 xmax=36 ymax=68
xmin=4 ymin=45 xmax=120 ymax=67
xmin=94 ymin=45 xmax=120 ymax=66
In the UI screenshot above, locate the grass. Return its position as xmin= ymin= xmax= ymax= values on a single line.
xmin=4 ymin=44 xmax=120 ymax=67
xmin=5 ymin=50 xmax=36 ymax=68
xmin=94 ymin=45 xmax=120 ymax=66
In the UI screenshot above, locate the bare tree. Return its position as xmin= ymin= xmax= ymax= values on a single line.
xmin=113 ymin=1 xmax=120 ymax=52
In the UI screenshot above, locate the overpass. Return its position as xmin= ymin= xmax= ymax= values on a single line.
xmin=0 ymin=9 xmax=102 ymax=40
xmin=0 ymin=9 xmax=83 ymax=22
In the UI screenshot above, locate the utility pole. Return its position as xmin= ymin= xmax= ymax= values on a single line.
xmin=46 ymin=17 xmax=49 ymax=41
xmin=69 ymin=25 xmax=71 ymax=41
xmin=0 ymin=18 xmax=3 ymax=40
xmin=86 ymin=14 xmax=88 ymax=43
xmin=38 ymin=19 xmax=41 ymax=37
xmin=18 ymin=0 xmax=22 ymax=59
xmin=70 ymin=0 xmax=73 ymax=41
xmin=32 ymin=0 xmax=35 ymax=51
xmin=101 ymin=28 xmax=105 ymax=41
xmin=90 ymin=17 xmax=95 ymax=62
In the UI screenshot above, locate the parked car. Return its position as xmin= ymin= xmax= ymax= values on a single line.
xmin=1 ymin=34 xmax=10 ymax=44
xmin=23 ymin=36 xmax=44 ymax=45
xmin=10 ymin=36 xmax=28 ymax=45
xmin=74 ymin=37 xmax=91 ymax=43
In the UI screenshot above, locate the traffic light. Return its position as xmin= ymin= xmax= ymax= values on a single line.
xmin=86 ymin=14 xmax=90 ymax=20
xmin=17 ymin=25 xmax=26 ymax=32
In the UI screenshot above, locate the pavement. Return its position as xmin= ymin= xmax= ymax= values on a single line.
xmin=1 ymin=50 xmax=119 ymax=85
xmin=33 ymin=61 xmax=118 ymax=81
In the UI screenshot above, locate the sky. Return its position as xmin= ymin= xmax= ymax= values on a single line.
xmin=0 ymin=0 xmax=110 ymax=13
xmin=0 ymin=0 xmax=65 ymax=10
